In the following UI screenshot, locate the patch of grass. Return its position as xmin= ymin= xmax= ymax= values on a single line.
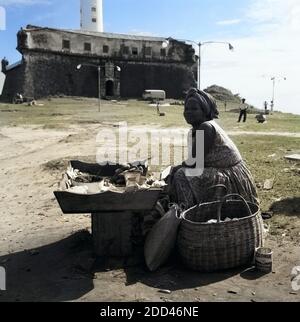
xmin=232 ymin=135 xmax=300 ymax=240
xmin=1 ymin=97 xmax=299 ymax=240
xmin=0 ymin=97 xmax=299 ymax=133
xmin=234 ymin=135 xmax=300 ymax=211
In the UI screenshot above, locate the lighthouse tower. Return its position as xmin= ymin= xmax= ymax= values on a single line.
xmin=80 ymin=0 xmax=103 ymax=32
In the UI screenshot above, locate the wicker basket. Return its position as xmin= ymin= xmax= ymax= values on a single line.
xmin=177 ymin=194 xmax=264 ymax=272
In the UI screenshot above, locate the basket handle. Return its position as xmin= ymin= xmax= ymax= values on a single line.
xmin=217 ymin=194 xmax=252 ymax=223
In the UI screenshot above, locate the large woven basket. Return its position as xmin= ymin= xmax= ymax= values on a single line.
xmin=177 ymin=194 xmax=264 ymax=272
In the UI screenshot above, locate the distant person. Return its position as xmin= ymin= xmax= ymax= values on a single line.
xmin=256 ymin=113 xmax=267 ymax=123
xmin=270 ymin=100 xmax=274 ymax=113
xmin=156 ymin=100 xmax=165 ymax=117
xmin=238 ymin=98 xmax=248 ymax=123
xmin=156 ymin=100 xmax=160 ymax=114
xmin=17 ymin=93 xmax=23 ymax=103
xmin=13 ymin=93 xmax=23 ymax=104
xmin=264 ymin=101 xmax=268 ymax=114
xmin=224 ymin=101 xmax=227 ymax=112
xmin=1 ymin=57 xmax=9 ymax=73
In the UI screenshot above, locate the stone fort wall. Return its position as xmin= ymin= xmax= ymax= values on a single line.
xmin=1 ymin=26 xmax=197 ymax=100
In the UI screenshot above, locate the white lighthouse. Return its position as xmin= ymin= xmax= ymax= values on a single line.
xmin=80 ymin=0 xmax=104 ymax=32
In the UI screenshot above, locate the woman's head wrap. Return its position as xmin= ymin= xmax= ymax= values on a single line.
xmin=184 ymin=88 xmax=219 ymax=120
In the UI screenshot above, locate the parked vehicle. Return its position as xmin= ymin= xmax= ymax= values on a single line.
xmin=142 ymin=89 xmax=166 ymax=101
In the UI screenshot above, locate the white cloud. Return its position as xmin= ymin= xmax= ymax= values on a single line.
xmin=216 ymin=19 xmax=241 ymax=26
xmin=246 ymin=0 xmax=284 ymax=23
xmin=246 ymin=0 xmax=300 ymax=32
xmin=0 ymin=0 xmax=49 ymax=6
xmin=201 ymin=0 xmax=300 ymax=114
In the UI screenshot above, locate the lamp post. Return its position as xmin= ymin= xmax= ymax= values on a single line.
xmin=197 ymin=41 xmax=234 ymax=90
xmin=76 ymin=63 xmax=102 ymax=112
xmin=77 ymin=63 xmax=122 ymax=111
xmin=165 ymin=38 xmax=234 ymax=90
xmin=270 ymin=76 xmax=287 ymax=113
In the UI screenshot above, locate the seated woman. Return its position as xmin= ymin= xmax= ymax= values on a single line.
xmin=169 ymin=88 xmax=259 ymax=209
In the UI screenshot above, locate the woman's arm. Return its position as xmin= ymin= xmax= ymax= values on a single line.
xmin=199 ymin=122 xmax=216 ymax=156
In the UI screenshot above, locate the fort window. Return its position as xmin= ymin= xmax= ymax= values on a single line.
xmin=132 ymin=47 xmax=138 ymax=55
xmin=103 ymin=45 xmax=109 ymax=54
xmin=84 ymin=42 xmax=91 ymax=51
xmin=91 ymin=7 xmax=96 ymax=12
xmin=145 ymin=47 xmax=152 ymax=56
xmin=62 ymin=39 xmax=70 ymax=50
xmin=92 ymin=18 xmax=97 ymax=23
xmin=123 ymin=46 xmax=129 ymax=55
xmin=160 ymin=48 xmax=167 ymax=57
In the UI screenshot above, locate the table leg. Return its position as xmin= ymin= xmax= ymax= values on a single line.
xmin=91 ymin=211 xmax=134 ymax=257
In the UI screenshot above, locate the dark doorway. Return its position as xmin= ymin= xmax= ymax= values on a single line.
xmin=105 ymin=80 xmax=114 ymax=96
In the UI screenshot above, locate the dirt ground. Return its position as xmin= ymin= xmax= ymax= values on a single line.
xmin=0 ymin=120 xmax=299 ymax=302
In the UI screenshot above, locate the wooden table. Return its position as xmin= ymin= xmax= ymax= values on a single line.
xmin=54 ymin=160 xmax=163 ymax=263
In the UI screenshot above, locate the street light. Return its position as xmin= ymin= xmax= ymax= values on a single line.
xmin=77 ymin=63 xmax=102 ymax=112
xmin=197 ymin=41 xmax=234 ymax=90
xmin=161 ymin=40 xmax=169 ymax=49
xmin=270 ymin=76 xmax=287 ymax=113
xmin=165 ymin=38 xmax=234 ymax=90
xmin=76 ymin=63 xmax=122 ymax=111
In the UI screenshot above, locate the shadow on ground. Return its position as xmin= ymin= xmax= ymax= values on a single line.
xmin=0 ymin=231 xmax=265 ymax=301
xmin=0 ymin=231 xmax=94 ymax=302
xmin=93 ymin=251 xmax=257 ymax=292
xmin=270 ymin=197 xmax=300 ymax=216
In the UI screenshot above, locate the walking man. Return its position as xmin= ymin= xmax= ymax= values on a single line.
xmin=264 ymin=101 xmax=268 ymax=114
xmin=238 ymin=98 xmax=248 ymax=123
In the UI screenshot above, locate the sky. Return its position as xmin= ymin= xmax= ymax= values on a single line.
xmin=0 ymin=0 xmax=299 ymax=115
